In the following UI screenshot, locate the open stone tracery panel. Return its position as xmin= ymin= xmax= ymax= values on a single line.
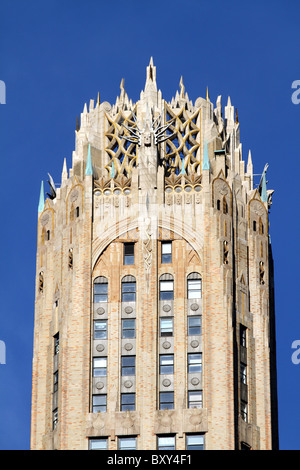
xmin=105 ymin=110 xmax=138 ymax=178
xmin=164 ymin=105 xmax=201 ymax=176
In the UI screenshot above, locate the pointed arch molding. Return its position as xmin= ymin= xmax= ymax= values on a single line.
xmin=91 ymin=217 xmax=203 ymax=270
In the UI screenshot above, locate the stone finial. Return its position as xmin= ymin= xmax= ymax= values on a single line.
xmin=206 ymin=86 xmax=210 ymax=101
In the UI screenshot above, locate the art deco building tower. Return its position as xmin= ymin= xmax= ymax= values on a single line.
xmin=30 ymin=59 xmax=278 ymax=450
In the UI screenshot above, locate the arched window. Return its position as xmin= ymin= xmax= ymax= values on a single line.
xmin=217 ymin=199 xmax=221 ymax=211
xmin=94 ymin=276 xmax=108 ymax=303
xmin=68 ymin=249 xmax=73 ymax=269
xmin=187 ymin=273 xmax=202 ymax=299
xmin=122 ymin=275 xmax=136 ymax=302
xmin=39 ymin=271 xmax=44 ymax=293
xmin=159 ymin=274 xmax=174 ymax=301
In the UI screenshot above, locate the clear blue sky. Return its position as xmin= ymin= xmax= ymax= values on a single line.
xmin=0 ymin=0 xmax=299 ymax=450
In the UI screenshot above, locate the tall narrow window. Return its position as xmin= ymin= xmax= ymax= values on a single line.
xmin=68 ymin=248 xmax=73 ymax=269
xmin=188 ymin=391 xmax=203 ymax=409
xmin=159 ymin=355 xmax=174 ymax=374
xmin=216 ymin=199 xmax=221 ymax=210
xmin=222 ymin=196 xmax=228 ymax=214
xmin=121 ymin=393 xmax=135 ymax=411
xmin=94 ymin=277 xmax=108 ymax=303
xmin=122 ymin=276 xmax=136 ymax=302
xmin=240 ymin=325 xmax=247 ymax=348
xmin=92 ymin=394 xmax=107 ymax=413
xmin=259 ymin=261 xmax=265 ymax=285
xmin=240 ymin=363 xmax=247 ymax=385
xmin=241 ymin=401 xmax=248 ymax=422
xmin=121 ymin=356 xmax=135 ymax=376
xmin=52 ymin=409 xmax=58 ymax=430
xmin=122 ymin=319 xmax=136 ymax=339
xmin=54 ymin=333 xmax=59 ymax=355
xmin=188 ymin=353 xmax=202 ymax=374
xmin=94 ymin=320 xmax=107 ymax=340
xmin=39 ymin=271 xmax=44 ymax=293
xmin=188 ymin=316 xmax=201 ymax=336
xmin=161 ymin=242 xmax=172 ymax=264
xmin=53 ymin=371 xmax=58 ymax=392
xmin=76 ymin=206 xmax=80 ymax=218
xmin=187 ymin=273 xmax=202 ymax=299
xmin=160 ymin=317 xmax=173 ymax=337
xmin=124 ymin=242 xmax=135 ymax=265
xmin=159 ymin=275 xmax=174 ymax=300
xmin=93 ymin=357 xmax=107 ymax=377
xmin=159 ymin=392 xmax=174 ymax=410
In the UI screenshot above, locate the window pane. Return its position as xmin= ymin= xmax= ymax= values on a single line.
xmin=188 ymin=316 xmax=201 ymax=335
xmin=160 ymin=355 xmax=174 ymax=374
xmin=93 ymin=395 xmax=107 ymax=412
xmin=159 ymin=281 xmax=174 ymax=300
xmin=188 ymin=279 xmax=201 ymax=299
xmin=186 ymin=435 xmax=204 ymax=450
xmin=93 ymin=357 xmax=107 ymax=376
xmin=160 ymin=281 xmax=174 ymax=291
xmin=158 ymin=436 xmax=175 ymax=450
xmin=122 ymin=282 xmax=136 ymax=302
xmin=94 ymin=293 xmax=108 ymax=303
xmin=121 ymin=393 xmax=135 ymax=411
xmin=159 ymin=392 xmax=174 ymax=410
xmin=90 ymin=438 xmax=107 ymax=450
xmin=162 ymin=242 xmax=172 ymax=263
xmin=122 ymin=356 xmax=135 ymax=375
xmin=94 ymin=321 xmax=107 ymax=339
xmin=160 ymin=318 xmax=173 ymax=336
xmin=188 ymin=354 xmax=202 ymax=373
xmin=124 ymin=243 xmax=135 ymax=265
xmin=119 ymin=437 xmax=136 ymax=450
xmin=94 ymin=284 xmax=108 ymax=294
xmin=188 ymin=391 xmax=203 ymax=408
xmin=122 ymin=319 xmax=136 ymax=339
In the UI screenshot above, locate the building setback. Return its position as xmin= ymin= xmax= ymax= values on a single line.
xmin=30 ymin=58 xmax=278 ymax=450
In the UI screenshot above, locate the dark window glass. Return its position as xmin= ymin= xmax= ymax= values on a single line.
xmin=53 ymin=371 xmax=58 ymax=392
xmin=94 ymin=320 xmax=107 ymax=340
xmin=160 ymin=355 xmax=174 ymax=374
xmin=122 ymin=319 xmax=136 ymax=339
xmin=161 ymin=242 xmax=172 ymax=264
xmin=124 ymin=243 xmax=135 ymax=265
xmin=188 ymin=353 xmax=202 ymax=374
xmin=53 ymin=409 xmax=58 ymax=430
xmin=122 ymin=282 xmax=136 ymax=302
xmin=121 ymin=356 xmax=135 ymax=376
xmin=92 ymin=394 xmax=107 ymax=413
xmin=188 ymin=316 xmax=201 ymax=335
xmin=121 ymin=393 xmax=135 ymax=411
xmin=159 ymin=392 xmax=174 ymax=410
xmin=241 ymin=401 xmax=248 ymax=422
xmin=94 ymin=282 xmax=108 ymax=303
xmin=240 ymin=363 xmax=247 ymax=384
xmin=54 ymin=334 xmax=59 ymax=355
xmin=240 ymin=326 xmax=247 ymax=348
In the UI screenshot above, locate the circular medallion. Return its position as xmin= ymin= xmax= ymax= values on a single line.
xmin=95 ymin=381 xmax=104 ymax=390
xmin=125 ymin=306 xmax=133 ymax=314
xmin=190 ymin=340 xmax=199 ymax=348
xmin=190 ymin=303 xmax=199 ymax=311
xmin=191 ymin=377 xmax=200 ymax=386
xmin=97 ymin=307 xmax=105 ymax=315
xmin=163 ymin=304 xmax=171 ymax=313
xmin=124 ymin=380 xmax=133 ymax=389
xmin=96 ymin=344 xmax=105 ymax=352
xmin=124 ymin=343 xmax=133 ymax=351
xmin=162 ymin=341 xmax=171 ymax=349
xmin=162 ymin=379 xmax=171 ymax=387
